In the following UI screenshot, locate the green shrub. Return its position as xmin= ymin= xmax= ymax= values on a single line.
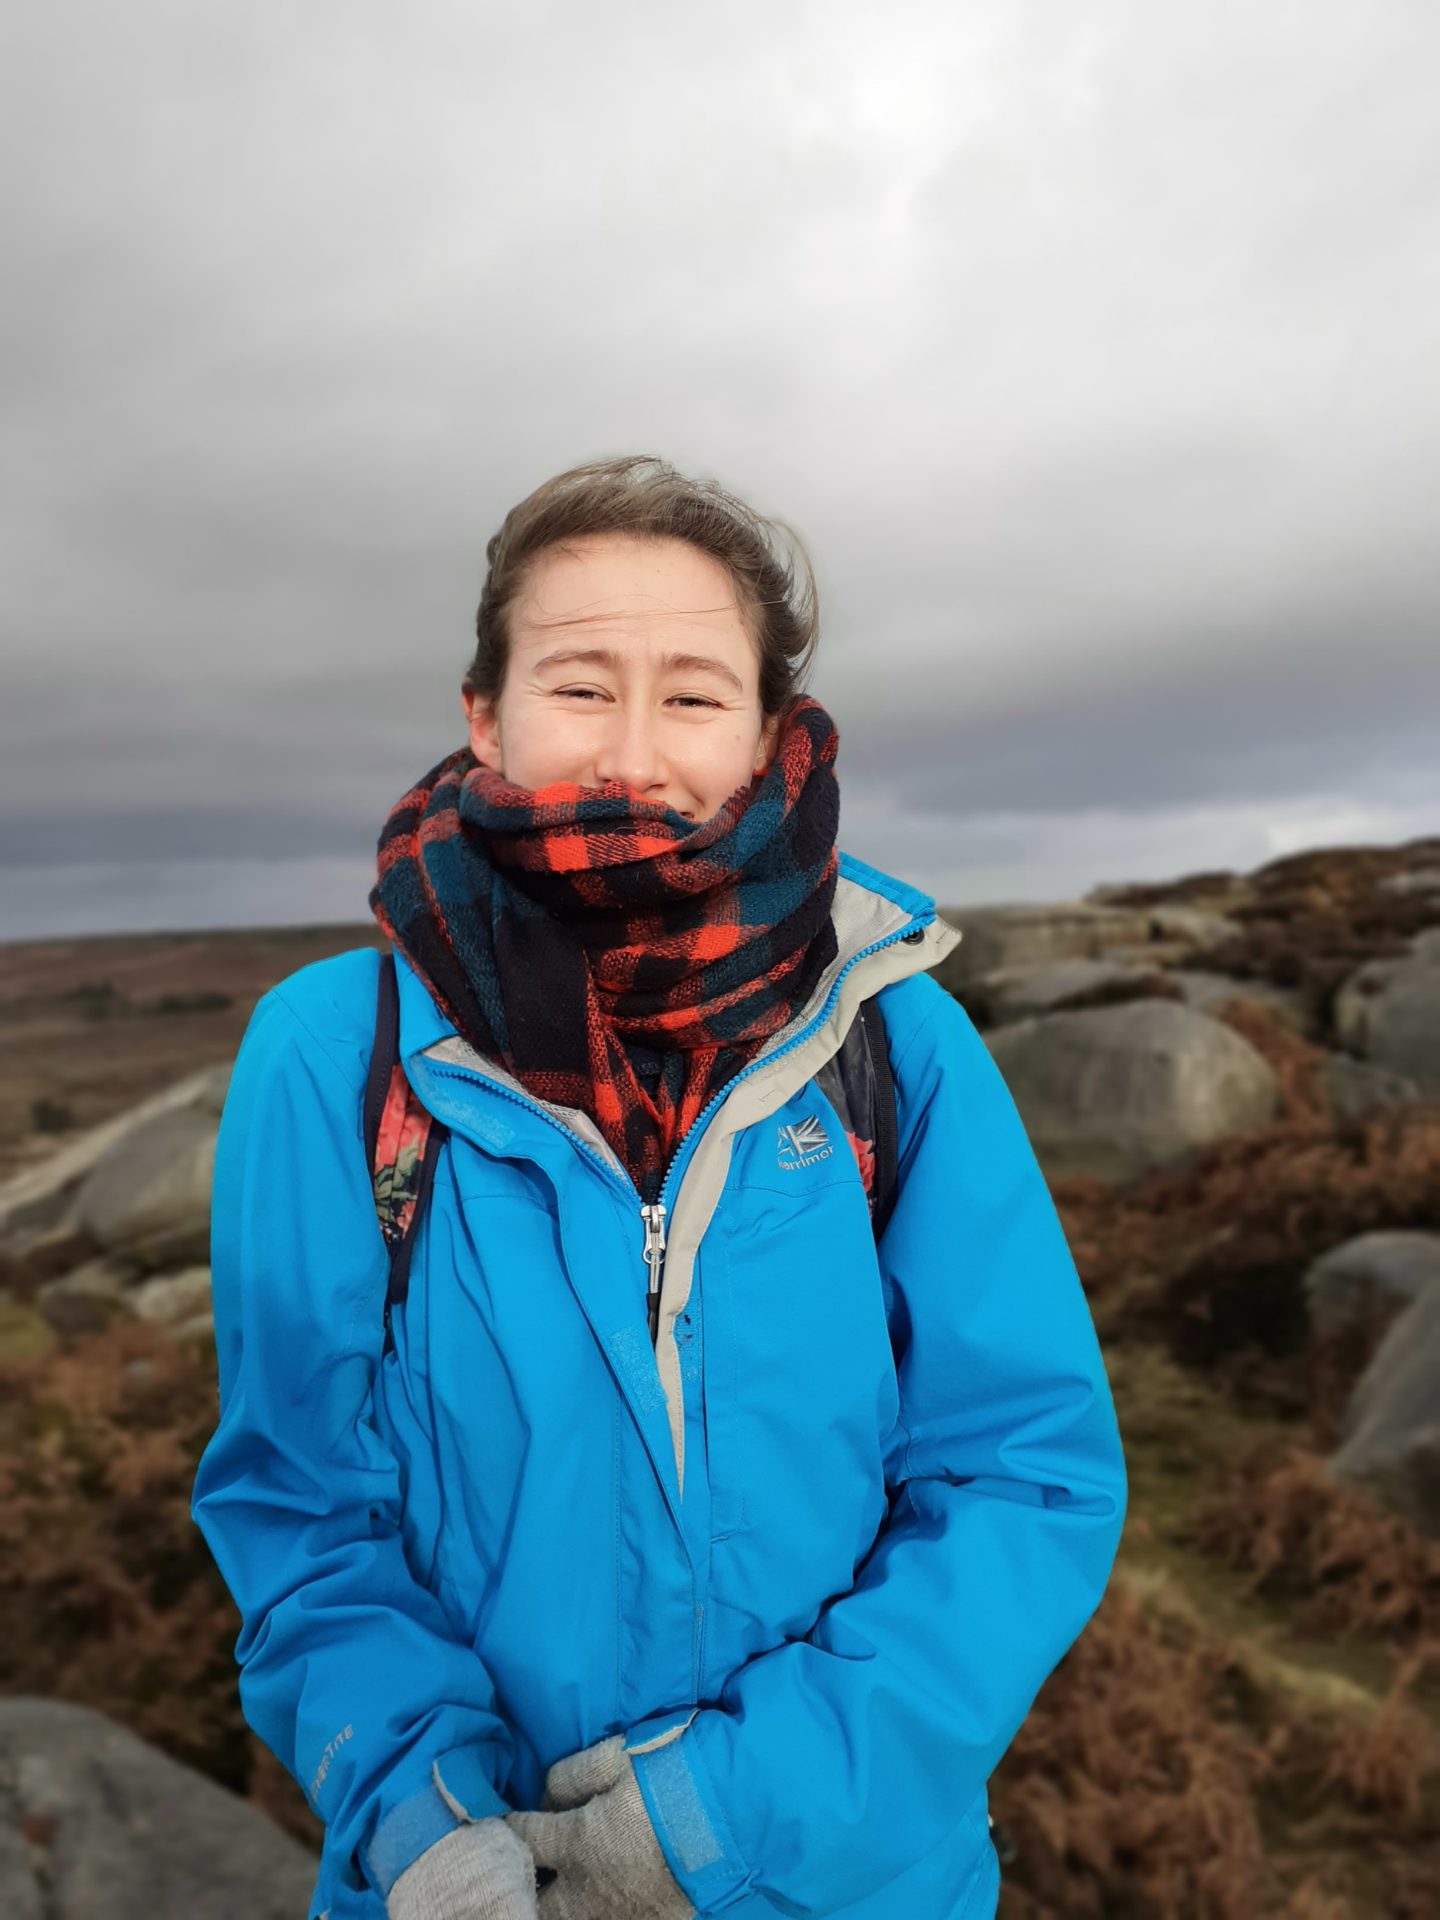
xmin=140 ymin=991 xmax=234 ymax=1017
xmin=61 ymin=982 xmax=122 ymax=1020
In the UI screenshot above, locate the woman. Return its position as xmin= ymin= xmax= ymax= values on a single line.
xmin=193 ymin=454 xmax=1127 ymax=1920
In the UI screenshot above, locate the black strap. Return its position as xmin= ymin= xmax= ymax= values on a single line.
xmin=859 ymin=996 xmax=900 ymax=1237
xmin=388 ymin=1129 xmax=441 ymax=1316
xmin=366 ymin=948 xmax=447 ymax=1351
xmin=364 ymin=950 xmax=399 ymax=1174
xmin=810 ymin=992 xmax=901 ymax=1241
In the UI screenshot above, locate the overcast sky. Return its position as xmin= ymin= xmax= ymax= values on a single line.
xmin=3 ymin=1 xmax=1437 ymax=940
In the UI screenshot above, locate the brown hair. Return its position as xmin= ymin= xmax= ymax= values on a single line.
xmin=464 ymin=454 xmax=820 ymax=716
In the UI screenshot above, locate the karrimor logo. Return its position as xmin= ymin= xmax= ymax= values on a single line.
xmin=777 ymin=1114 xmax=834 ymax=1169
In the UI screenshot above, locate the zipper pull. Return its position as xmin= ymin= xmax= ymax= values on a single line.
xmin=641 ymin=1201 xmax=668 ymax=1343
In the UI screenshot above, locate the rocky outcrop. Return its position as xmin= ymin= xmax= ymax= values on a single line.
xmin=934 ymin=896 xmax=1258 ymax=1001
xmin=1168 ymin=970 xmax=1309 ymax=1035
xmin=1378 ymin=867 xmax=1440 ymax=896
xmin=1139 ymin=905 xmax=1243 ymax=947
xmin=1303 ymin=1230 xmax=1440 ymax=1342
xmin=34 ymin=1259 xmax=132 ymax=1336
xmin=933 ymin=902 xmax=1156 ymax=992
xmin=0 ymin=1697 xmax=317 ymax=1920
xmin=959 ymin=958 xmax=1180 ymax=1028
xmin=73 ymin=1107 xmax=217 ymax=1273
xmin=130 ymin=1265 xmax=214 ymax=1341
xmin=1316 ymin=1054 xmax=1421 ymax=1123
xmin=0 ymin=1072 xmax=226 ymax=1346
xmin=1329 ymin=1280 xmax=1440 ymax=1538
xmin=983 ymin=1000 xmax=1281 ymax=1184
xmin=0 ymin=1065 xmax=230 ymax=1250
xmin=1332 ymin=931 xmax=1440 ymax=1095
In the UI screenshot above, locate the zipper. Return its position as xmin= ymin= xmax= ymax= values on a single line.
xmin=427 ymin=1059 xmax=673 ymax=1344
xmin=424 ymin=912 xmax=930 ymax=1340
xmin=641 ymin=1202 xmax=668 ymax=1343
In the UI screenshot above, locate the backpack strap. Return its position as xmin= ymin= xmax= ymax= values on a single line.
xmin=859 ymin=995 xmax=899 ymax=1237
xmin=363 ymin=950 xmax=400 ymax=1171
xmin=812 ymin=992 xmax=900 ymax=1240
xmin=366 ymin=950 xmax=446 ymax=1351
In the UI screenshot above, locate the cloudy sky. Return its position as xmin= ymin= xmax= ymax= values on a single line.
xmin=3 ymin=1 xmax=1437 ymax=939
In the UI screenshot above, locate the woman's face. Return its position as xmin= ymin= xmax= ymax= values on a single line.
xmin=462 ymin=533 xmax=779 ymax=823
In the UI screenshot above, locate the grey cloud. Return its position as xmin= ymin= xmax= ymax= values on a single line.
xmin=2 ymin=2 xmax=1438 ymax=938
xmin=833 ymin=654 xmax=1438 ymax=821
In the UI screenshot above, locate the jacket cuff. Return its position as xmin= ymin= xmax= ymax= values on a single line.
xmin=363 ymin=1743 xmax=510 ymax=1896
xmin=627 ymin=1712 xmax=753 ymax=1914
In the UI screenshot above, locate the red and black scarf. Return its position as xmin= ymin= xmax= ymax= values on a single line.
xmin=369 ymin=697 xmax=841 ymax=1200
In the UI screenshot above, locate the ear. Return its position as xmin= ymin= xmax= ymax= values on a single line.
xmin=462 ymin=686 xmax=504 ymax=772
xmin=753 ymin=710 xmax=782 ymax=776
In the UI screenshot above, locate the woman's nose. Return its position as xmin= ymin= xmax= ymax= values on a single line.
xmin=593 ymin=706 xmax=668 ymax=795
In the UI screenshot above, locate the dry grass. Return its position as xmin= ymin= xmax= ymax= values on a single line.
xmin=1095 ymin=1103 xmax=1440 ymax=1417
xmin=0 ymin=1319 xmax=322 ymax=1854
xmin=1178 ymin=836 xmax=1440 ymax=1003
xmin=995 ymin=1580 xmax=1270 ymax=1918
xmin=1205 ymin=999 xmax=1331 ymax=1120
xmin=994 ymin=1576 xmax=1440 ymax=1918
xmin=1191 ymin=1443 xmax=1440 ymax=1646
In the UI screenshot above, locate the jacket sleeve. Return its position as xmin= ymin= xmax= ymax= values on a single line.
xmin=628 ymin=975 xmax=1128 ymax=1916
xmin=191 ymin=982 xmax=517 ymax=1905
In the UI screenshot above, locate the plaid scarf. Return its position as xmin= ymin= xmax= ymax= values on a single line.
xmin=369 ymin=697 xmax=841 ymax=1201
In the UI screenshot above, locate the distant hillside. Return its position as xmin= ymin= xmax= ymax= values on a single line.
xmin=0 ymin=922 xmax=389 ymax=1173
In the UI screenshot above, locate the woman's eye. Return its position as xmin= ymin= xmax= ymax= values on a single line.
xmin=552 ymin=687 xmax=718 ymax=709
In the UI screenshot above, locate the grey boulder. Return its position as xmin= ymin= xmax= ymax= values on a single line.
xmin=1304 ymin=1230 xmax=1440 ymax=1342
xmin=1168 ymin=969 xmax=1309 ymax=1035
xmin=984 ymin=999 xmax=1281 ymax=1184
xmin=35 ymin=1260 xmax=134 ymax=1336
xmin=1329 ymin=1281 xmax=1440 ymax=1538
xmin=1142 ymin=905 xmax=1242 ymax=947
xmin=962 ymin=958 xmax=1177 ymax=1028
xmin=72 ymin=1107 xmax=217 ymax=1273
xmin=932 ymin=901 xmax=1153 ymax=992
xmin=1377 ymin=867 xmax=1440 ymax=896
xmin=1332 ymin=940 xmax=1440 ymax=1095
xmin=0 ymin=1696 xmax=318 ymax=1920
xmin=129 ymin=1265 xmax=213 ymax=1328
xmin=0 ymin=1065 xmax=230 ymax=1254
xmin=1317 ymin=1054 xmax=1421 ymax=1123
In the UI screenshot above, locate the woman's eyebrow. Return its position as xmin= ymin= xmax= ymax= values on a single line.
xmin=531 ymin=646 xmax=743 ymax=692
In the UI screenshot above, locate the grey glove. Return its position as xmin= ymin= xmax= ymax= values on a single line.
xmin=505 ymin=1734 xmax=695 ymax=1920
xmin=386 ymin=1813 xmax=541 ymax=1920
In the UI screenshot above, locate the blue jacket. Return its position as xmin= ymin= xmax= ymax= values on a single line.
xmin=192 ymin=853 xmax=1126 ymax=1920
